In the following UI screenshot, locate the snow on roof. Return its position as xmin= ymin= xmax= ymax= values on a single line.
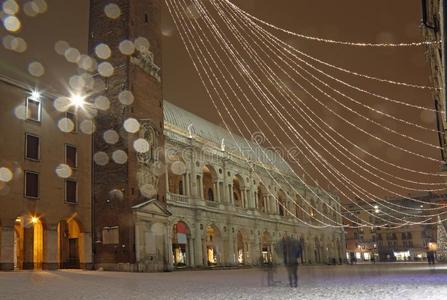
xmin=163 ymin=100 xmax=294 ymax=175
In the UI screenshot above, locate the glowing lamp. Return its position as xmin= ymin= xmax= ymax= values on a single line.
xmin=70 ymin=94 xmax=86 ymax=108
xmin=31 ymin=90 xmax=41 ymax=100
xmin=31 ymin=216 xmax=39 ymax=224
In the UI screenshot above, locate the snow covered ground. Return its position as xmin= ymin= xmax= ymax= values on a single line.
xmin=1 ymin=263 xmax=447 ymax=300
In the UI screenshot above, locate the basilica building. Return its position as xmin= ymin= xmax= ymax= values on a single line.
xmin=158 ymin=101 xmax=346 ymax=269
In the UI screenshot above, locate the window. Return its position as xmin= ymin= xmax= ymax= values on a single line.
xmin=65 ymin=145 xmax=77 ymax=168
xmin=65 ymin=180 xmax=77 ymax=203
xmin=65 ymin=111 xmax=77 ymax=132
xmin=26 ymin=97 xmax=41 ymax=121
xmin=25 ymin=134 xmax=39 ymax=160
xmin=25 ymin=171 xmax=39 ymax=198
xmin=102 ymin=226 xmax=119 ymax=244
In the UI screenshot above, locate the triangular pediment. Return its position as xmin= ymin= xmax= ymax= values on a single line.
xmin=132 ymin=198 xmax=171 ymax=216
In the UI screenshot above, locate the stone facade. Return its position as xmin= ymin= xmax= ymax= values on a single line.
xmin=160 ymin=102 xmax=346 ymax=268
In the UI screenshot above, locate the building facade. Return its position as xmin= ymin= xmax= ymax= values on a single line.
xmin=0 ymin=75 xmax=93 ymax=271
xmin=344 ymin=193 xmax=445 ymax=262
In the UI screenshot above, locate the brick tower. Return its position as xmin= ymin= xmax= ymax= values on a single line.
xmin=89 ymin=0 xmax=167 ymax=271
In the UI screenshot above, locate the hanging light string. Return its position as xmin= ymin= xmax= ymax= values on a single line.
xmin=220 ymin=6 xmax=442 ymax=120
xmin=289 ymin=46 xmax=440 ymax=91
xmin=168 ymin=0 xmax=392 ymax=228
xmin=223 ymin=0 xmax=441 ymax=48
xmin=166 ymin=0 xmax=347 ymax=228
xmin=189 ymin=0 xmax=447 ymax=225
xmin=208 ymin=0 xmax=447 ymax=214
xmin=215 ymin=1 xmax=445 ymax=198
xmin=213 ymin=3 xmax=444 ymax=164
xmin=169 ymin=0 xmax=447 ymax=227
xmin=221 ymin=0 xmax=447 ymax=178
xmin=173 ymin=0 xmax=436 ymax=228
xmin=196 ymin=0 xmax=447 ymax=219
xmin=168 ymin=0 xmax=447 ymax=226
xmin=215 ymin=0 xmax=447 ymax=190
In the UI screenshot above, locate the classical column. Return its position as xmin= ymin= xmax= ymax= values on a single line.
xmin=185 ymin=172 xmax=190 ymax=196
xmin=227 ymin=231 xmax=234 ymax=265
xmin=199 ymin=176 xmax=204 ymax=199
xmin=188 ymin=237 xmax=194 ymax=266
xmin=43 ymin=224 xmax=59 ymax=270
xmin=194 ymin=225 xmax=203 ymax=267
xmin=166 ymin=224 xmax=174 ymax=271
xmin=165 ymin=164 xmax=169 ymax=193
xmin=0 ymin=223 xmax=15 ymax=271
xmin=216 ymin=181 xmax=221 ymax=202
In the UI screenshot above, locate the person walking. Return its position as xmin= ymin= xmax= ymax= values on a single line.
xmin=279 ymin=236 xmax=302 ymax=288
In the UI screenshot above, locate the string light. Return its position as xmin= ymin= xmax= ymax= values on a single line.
xmin=223 ymin=0 xmax=441 ymax=48
xmin=207 ymin=0 xmax=447 ymax=215
xmin=168 ymin=0 xmax=447 ymax=227
xmin=197 ymin=0 xmax=447 ymax=221
xmin=171 ymin=0 xmax=444 ymax=225
xmin=166 ymin=0 xmax=447 ymax=226
xmin=220 ymin=0 xmax=447 ymax=178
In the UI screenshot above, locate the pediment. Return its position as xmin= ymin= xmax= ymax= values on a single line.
xmin=132 ymin=198 xmax=171 ymax=216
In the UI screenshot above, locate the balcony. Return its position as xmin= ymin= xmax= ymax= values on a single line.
xmin=167 ymin=193 xmax=189 ymax=204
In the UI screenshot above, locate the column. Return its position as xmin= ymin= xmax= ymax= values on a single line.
xmin=199 ymin=176 xmax=204 ymax=199
xmin=188 ymin=237 xmax=194 ymax=266
xmin=79 ymin=232 xmax=93 ymax=269
xmin=0 ymin=223 xmax=15 ymax=271
xmin=185 ymin=172 xmax=190 ymax=196
xmin=253 ymin=235 xmax=261 ymax=265
xmin=43 ymin=224 xmax=59 ymax=270
xmin=227 ymin=232 xmax=234 ymax=265
xmin=216 ymin=181 xmax=221 ymax=202
xmin=194 ymin=225 xmax=203 ymax=267
xmin=166 ymin=224 xmax=174 ymax=271
xmin=165 ymin=163 xmax=169 ymax=193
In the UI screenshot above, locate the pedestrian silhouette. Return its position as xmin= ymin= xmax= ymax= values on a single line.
xmin=277 ymin=236 xmax=302 ymax=287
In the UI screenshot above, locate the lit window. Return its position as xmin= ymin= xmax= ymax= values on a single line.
xmin=65 ymin=180 xmax=77 ymax=204
xmin=65 ymin=144 xmax=77 ymax=168
xmin=26 ymin=97 xmax=41 ymax=121
xmin=66 ymin=111 xmax=77 ymax=132
xmin=25 ymin=133 xmax=39 ymax=160
xmin=25 ymin=171 xmax=39 ymax=198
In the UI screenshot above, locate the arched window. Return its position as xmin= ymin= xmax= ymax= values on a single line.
xmin=233 ymin=175 xmax=243 ymax=207
xmin=208 ymin=188 xmax=214 ymax=201
xmin=203 ymin=165 xmax=217 ymax=201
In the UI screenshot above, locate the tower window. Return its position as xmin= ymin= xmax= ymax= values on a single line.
xmin=144 ymin=13 xmax=148 ymax=23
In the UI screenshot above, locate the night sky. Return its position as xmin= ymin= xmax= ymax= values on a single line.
xmin=0 ymin=0 xmax=443 ymax=201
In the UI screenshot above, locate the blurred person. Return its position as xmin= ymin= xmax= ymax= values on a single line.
xmin=277 ymin=236 xmax=302 ymax=288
